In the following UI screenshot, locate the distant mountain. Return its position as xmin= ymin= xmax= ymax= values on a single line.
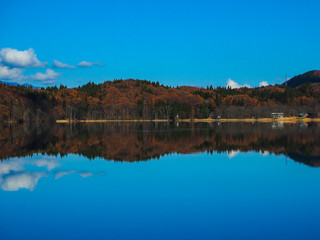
xmin=284 ymin=70 xmax=320 ymax=87
xmin=0 ymin=81 xmax=37 ymax=88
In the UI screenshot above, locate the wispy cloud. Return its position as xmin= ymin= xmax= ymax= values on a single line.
xmin=53 ymin=60 xmax=75 ymax=69
xmin=77 ymin=61 xmax=104 ymax=67
xmin=0 ymin=48 xmax=47 ymax=68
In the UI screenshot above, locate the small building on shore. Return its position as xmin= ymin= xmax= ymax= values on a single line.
xmin=271 ymin=113 xmax=284 ymax=119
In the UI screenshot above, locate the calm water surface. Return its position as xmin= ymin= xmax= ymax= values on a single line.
xmin=1 ymin=122 xmax=320 ymax=240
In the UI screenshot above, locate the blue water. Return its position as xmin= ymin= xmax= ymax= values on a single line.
xmin=1 ymin=151 xmax=320 ymax=240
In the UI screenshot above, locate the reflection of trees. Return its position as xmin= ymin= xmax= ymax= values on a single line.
xmin=0 ymin=122 xmax=320 ymax=167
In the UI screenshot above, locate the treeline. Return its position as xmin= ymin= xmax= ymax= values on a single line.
xmin=0 ymin=79 xmax=320 ymax=122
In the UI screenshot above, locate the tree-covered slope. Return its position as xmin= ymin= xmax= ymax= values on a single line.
xmin=0 ymin=78 xmax=319 ymax=122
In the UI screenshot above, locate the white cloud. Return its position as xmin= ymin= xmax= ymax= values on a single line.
xmin=0 ymin=67 xmax=60 ymax=85
xmin=0 ymin=47 xmax=107 ymax=84
xmin=53 ymin=60 xmax=75 ymax=69
xmin=226 ymin=78 xmax=241 ymax=89
xmin=0 ymin=48 xmax=47 ymax=68
xmin=0 ymin=64 xmax=24 ymax=81
xmin=0 ymin=172 xmax=47 ymax=191
xmin=30 ymin=69 xmax=59 ymax=84
xmin=259 ymin=81 xmax=269 ymax=87
xmin=226 ymin=78 xmax=251 ymax=89
xmin=77 ymin=61 xmax=104 ymax=67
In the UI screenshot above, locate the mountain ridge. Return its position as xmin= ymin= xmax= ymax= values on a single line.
xmin=284 ymin=70 xmax=320 ymax=87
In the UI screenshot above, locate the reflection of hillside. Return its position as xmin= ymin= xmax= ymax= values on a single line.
xmin=0 ymin=122 xmax=320 ymax=167
xmin=286 ymin=152 xmax=320 ymax=167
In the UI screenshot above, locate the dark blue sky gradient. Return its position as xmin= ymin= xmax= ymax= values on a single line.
xmin=1 ymin=152 xmax=320 ymax=239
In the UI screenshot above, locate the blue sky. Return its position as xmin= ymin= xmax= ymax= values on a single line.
xmin=0 ymin=0 xmax=319 ymax=88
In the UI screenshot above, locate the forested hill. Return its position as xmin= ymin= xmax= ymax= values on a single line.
xmin=284 ymin=70 xmax=320 ymax=87
xmin=0 ymin=78 xmax=319 ymax=122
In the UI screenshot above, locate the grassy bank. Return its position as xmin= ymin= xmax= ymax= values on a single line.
xmin=56 ymin=119 xmax=169 ymax=123
xmin=56 ymin=118 xmax=320 ymax=123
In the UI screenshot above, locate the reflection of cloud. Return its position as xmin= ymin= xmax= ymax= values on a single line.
xmin=259 ymin=151 xmax=269 ymax=156
xmin=0 ymin=157 xmax=52 ymax=191
xmin=79 ymin=172 xmax=93 ymax=178
xmin=54 ymin=170 xmax=76 ymax=179
xmin=0 ymin=155 xmax=103 ymax=191
xmin=227 ymin=150 xmax=239 ymax=159
xmin=0 ymin=159 xmax=24 ymax=175
xmin=32 ymin=157 xmax=60 ymax=170
xmin=0 ymin=156 xmax=60 ymax=174
xmin=0 ymin=172 xmax=47 ymax=191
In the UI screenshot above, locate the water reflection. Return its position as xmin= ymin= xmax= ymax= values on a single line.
xmin=0 ymin=155 xmax=101 ymax=191
xmin=1 ymin=123 xmax=320 ymax=239
xmin=1 ymin=122 xmax=320 ymax=166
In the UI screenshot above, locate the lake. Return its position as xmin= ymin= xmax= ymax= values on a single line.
xmin=1 ymin=122 xmax=320 ymax=240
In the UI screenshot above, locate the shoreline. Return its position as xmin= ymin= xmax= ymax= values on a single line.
xmin=55 ymin=118 xmax=320 ymax=123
